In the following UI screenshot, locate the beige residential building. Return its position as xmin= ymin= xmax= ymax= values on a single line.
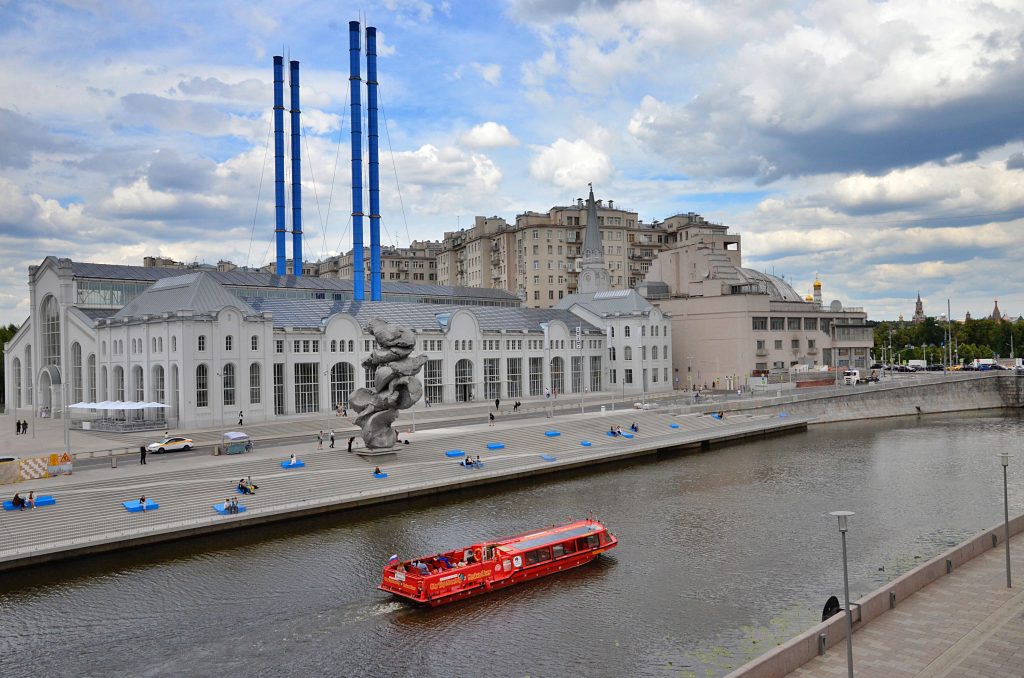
xmin=435 ymin=195 xmax=669 ymax=307
xmin=640 ymin=218 xmax=873 ymax=389
xmin=318 ymin=240 xmax=442 ymax=284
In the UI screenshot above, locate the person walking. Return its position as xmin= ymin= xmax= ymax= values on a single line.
xmin=238 ymin=411 xmax=243 ymax=426
xmin=329 ymin=429 xmax=335 ymax=448
xmin=488 ymin=412 xmax=495 ymax=427
xmin=21 ymin=420 xmax=27 ymax=435
xmin=139 ymin=445 xmax=147 ymax=465
xmin=347 ymin=436 xmax=355 ymax=453
xmin=14 ymin=420 xmax=19 ymax=435
xmin=317 ymin=431 xmax=323 ymax=449
xmin=494 ymin=397 xmax=500 ymax=411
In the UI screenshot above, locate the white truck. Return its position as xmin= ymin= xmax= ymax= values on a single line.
xmin=907 ymin=359 xmax=927 ymax=371
xmin=843 ymin=369 xmax=860 ymax=385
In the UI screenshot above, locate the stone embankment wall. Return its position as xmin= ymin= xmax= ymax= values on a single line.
xmin=715 ymin=374 xmax=1021 ymax=424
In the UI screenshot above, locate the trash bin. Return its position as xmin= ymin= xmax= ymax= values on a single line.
xmin=214 ymin=445 xmax=221 ymax=456
xmin=111 ymin=455 xmax=117 ymax=468
xmin=600 ymin=405 xmax=606 ymax=415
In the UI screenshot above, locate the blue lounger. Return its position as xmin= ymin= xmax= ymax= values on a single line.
xmin=3 ymin=495 xmax=55 ymax=511
xmin=544 ymin=431 xmax=560 ymax=437
xmin=486 ymin=442 xmax=505 ymax=450
xmin=123 ymin=499 xmax=159 ymax=512
xmin=580 ymin=441 xmax=592 ymax=447
xmin=213 ymin=503 xmax=247 ymax=515
xmin=779 ymin=412 xmax=789 ymax=418
xmin=373 ymin=472 xmax=388 ymax=479
xmin=540 ymin=454 xmax=556 ymax=462
xmin=711 ymin=413 xmax=722 ymax=420
xmin=669 ymin=423 xmax=680 ymax=429
xmin=281 ymin=460 xmax=306 ymax=469
xmin=621 ymin=432 xmax=634 ymax=439
xmin=445 ymin=449 xmax=464 ymax=458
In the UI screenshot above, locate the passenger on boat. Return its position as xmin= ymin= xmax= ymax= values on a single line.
xmin=413 ymin=561 xmax=430 ymax=575
xmin=437 ymin=555 xmax=452 ymax=569
xmin=464 ymin=549 xmax=476 ymax=564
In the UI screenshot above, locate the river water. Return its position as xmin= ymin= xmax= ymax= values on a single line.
xmin=2 ymin=410 xmax=1022 ymax=677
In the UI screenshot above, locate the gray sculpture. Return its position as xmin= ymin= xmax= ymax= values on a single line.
xmin=349 ymin=318 xmax=427 ymax=449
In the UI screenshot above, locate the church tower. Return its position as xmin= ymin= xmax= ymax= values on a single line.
xmin=912 ymin=291 xmax=925 ymax=323
xmin=991 ymin=299 xmax=1002 ymax=322
xmin=578 ymin=184 xmax=612 ymax=294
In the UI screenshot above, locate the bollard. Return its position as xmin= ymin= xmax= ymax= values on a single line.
xmin=110 ymin=455 xmax=117 ymax=469
xmin=601 ymin=405 xmax=606 ymax=415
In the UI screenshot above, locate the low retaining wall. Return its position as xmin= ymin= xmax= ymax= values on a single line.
xmin=726 ymin=512 xmax=1024 ymax=678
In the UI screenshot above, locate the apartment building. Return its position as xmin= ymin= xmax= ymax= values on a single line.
xmin=318 ymin=240 xmax=442 ymax=284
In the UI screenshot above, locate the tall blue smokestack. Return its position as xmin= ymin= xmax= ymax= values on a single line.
xmin=367 ymin=27 xmax=381 ymax=301
xmin=273 ymin=56 xmax=287 ymax=276
xmin=289 ymin=60 xmax=303 ymax=277
xmin=349 ymin=21 xmax=365 ymax=301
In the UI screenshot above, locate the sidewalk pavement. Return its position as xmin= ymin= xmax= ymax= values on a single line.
xmin=788 ymin=531 xmax=1024 ymax=678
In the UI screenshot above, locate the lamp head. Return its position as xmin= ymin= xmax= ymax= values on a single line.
xmin=998 ymin=451 xmax=1010 ymax=468
xmin=829 ymin=510 xmax=854 ymax=532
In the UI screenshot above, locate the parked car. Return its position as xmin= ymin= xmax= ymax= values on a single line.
xmin=147 ymin=436 xmax=194 ymax=453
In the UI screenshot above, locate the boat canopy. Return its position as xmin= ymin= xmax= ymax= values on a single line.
xmin=503 ymin=523 xmax=601 ymax=553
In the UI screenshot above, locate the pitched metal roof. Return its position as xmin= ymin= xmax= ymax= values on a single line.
xmin=241 ymin=296 xmax=602 ymax=333
xmin=112 ymin=272 xmax=257 ymax=320
xmin=553 ymin=290 xmax=658 ymax=316
xmin=69 ymin=260 xmax=517 ymax=302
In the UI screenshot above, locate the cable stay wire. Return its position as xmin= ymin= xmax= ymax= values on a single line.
xmin=324 ymin=80 xmax=351 ymax=260
xmin=246 ymin=122 xmax=274 ymax=270
xmin=301 ymin=125 xmax=328 ymax=263
xmin=378 ymin=89 xmax=413 ymax=250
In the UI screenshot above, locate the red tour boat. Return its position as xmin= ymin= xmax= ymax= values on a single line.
xmin=379 ymin=518 xmax=618 ymax=606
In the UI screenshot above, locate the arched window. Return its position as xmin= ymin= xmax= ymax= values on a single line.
xmin=330 ymin=362 xmax=355 ymax=409
xmin=196 ymin=364 xmax=209 ymax=407
xmin=249 ymin=363 xmax=261 ymax=404
xmin=198 ymin=335 xmax=206 ymax=352
xmin=71 ymin=342 xmax=83 ymax=402
xmin=624 ymin=326 xmax=631 ymax=338
xmin=87 ymin=354 xmax=96 ymax=402
xmin=641 ymin=346 xmax=647 ymax=361
xmin=251 ymin=335 xmax=258 ymax=351
xmin=225 ymin=335 xmax=233 ymax=351
xmin=152 ymin=338 xmax=157 ymax=353
xmin=154 ymin=365 xmax=165 ymax=404
xmin=223 ymin=363 xmax=235 ymax=406
xmin=455 ymin=359 xmax=474 ymax=402
xmin=25 ymin=346 xmax=32 ymax=405
xmin=102 ymin=341 xmax=106 ymax=356
xmin=330 ymin=340 xmax=337 ymax=353
xmin=624 ymin=346 xmax=632 ymax=361
xmin=158 ymin=337 xmax=163 ymax=352
xmin=12 ymin=357 xmax=20 ymax=409
xmin=652 ymin=345 xmax=659 ymax=360
xmin=608 ymin=347 xmax=616 ymax=361
xmin=101 ymin=366 xmax=108 ymax=401
xmin=41 ymin=295 xmax=60 ymax=367
xmin=551 ymin=357 xmax=564 ymax=394
xmin=113 ymin=366 xmax=125 ymax=401
xmin=348 ymin=340 xmax=354 ymax=352
xmin=171 ymin=336 xmax=177 ymax=352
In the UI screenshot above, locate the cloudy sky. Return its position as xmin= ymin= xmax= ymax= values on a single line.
xmin=1 ymin=0 xmax=1023 ymax=326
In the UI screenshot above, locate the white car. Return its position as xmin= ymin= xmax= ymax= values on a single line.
xmin=147 ymin=436 xmax=194 ymax=453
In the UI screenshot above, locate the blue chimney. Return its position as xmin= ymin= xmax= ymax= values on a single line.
xmin=349 ymin=21 xmax=365 ymax=300
xmin=289 ymin=60 xmax=303 ymax=277
xmin=367 ymin=26 xmax=381 ymax=301
xmin=273 ymin=56 xmax=286 ymax=276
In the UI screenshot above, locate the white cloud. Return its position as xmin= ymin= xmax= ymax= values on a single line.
xmin=529 ymin=138 xmax=613 ymax=189
xmin=459 ymin=122 xmax=518 ymax=149
xmin=470 ymin=62 xmax=502 ymax=86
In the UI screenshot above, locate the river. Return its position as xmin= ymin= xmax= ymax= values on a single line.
xmin=2 ymin=410 xmax=1021 ymax=677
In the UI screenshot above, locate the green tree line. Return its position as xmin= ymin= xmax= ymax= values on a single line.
xmin=0 ymin=322 xmax=19 ymax=407
xmin=874 ymin=317 xmax=1024 ymax=365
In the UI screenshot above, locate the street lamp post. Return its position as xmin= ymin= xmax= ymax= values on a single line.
xmin=999 ymin=452 xmax=1012 ymax=588
xmin=829 ymin=510 xmax=856 ymax=678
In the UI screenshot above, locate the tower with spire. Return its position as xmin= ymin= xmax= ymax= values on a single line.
xmin=912 ymin=291 xmax=925 ymax=324
xmin=990 ymin=299 xmax=1002 ymax=322
xmin=577 ymin=183 xmax=612 ymax=294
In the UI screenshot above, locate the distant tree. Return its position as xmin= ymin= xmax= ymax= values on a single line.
xmin=0 ymin=323 xmax=19 ymax=408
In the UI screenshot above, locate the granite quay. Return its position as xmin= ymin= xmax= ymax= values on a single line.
xmin=0 ymin=404 xmax=807 ymax=572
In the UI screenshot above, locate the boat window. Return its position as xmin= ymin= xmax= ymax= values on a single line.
xmin=562 ymin=540 xmax=577 ymax=554
xmin=578 ymin=534 xmax=600 ymax=550
xmin=506 ymin=524 xmax=600 ymax=552
xmin=524 ymin=548 xmax=551 ymax=566
xmin=552 ymin=544 xmax=565 ymax=558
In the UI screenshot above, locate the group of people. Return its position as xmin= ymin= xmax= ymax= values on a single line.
xmin=461 ymin=455 xmax=483 ymax=467
xmin=221 ymin=497 xmax=241 ymax=514
xmin=10 ymin=491 xmax=36 ymax=510
xmin=609 ymin=422 xmax=639 ymax=436
xmin=237 ymin=477 xmax=258 ymax=495
xmin=404 ymin=552 xmax=473 ymax=575
xmin=317 ymin=429 xmax=338 ymax=449
xmin=13 ymin=419 xmax=29 ymax=435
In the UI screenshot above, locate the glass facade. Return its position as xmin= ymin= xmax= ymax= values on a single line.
xmin=483 ymin=358 xmax=500 ymax=400
xmin=293 ymin=363 xmax=319 ymax=413
xmin=425 ymin=359 xmax=443 ymax=405
xmin=506 ymin=358 xmax=522 ymax=399
xmin=330 ymin=362 xmax=355 ymax=409
xmin=529 ymin=357 xmax=543 ymax=396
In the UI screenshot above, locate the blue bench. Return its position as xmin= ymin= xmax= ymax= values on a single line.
xmin=373 ymin=472 xmax=388 ymax=479
xmin=459 ymin=461 xmax=484 ymax=469
xmin=540 ymin=454 xmax=556 ymax=462
xmin=123 ymin=499 xmax=159 ymax=512
xmin=669 ymin=423 xmax=680 ymax=429
xmin=444 ymin=449 xmax=464 ymax=458
xmin=580 ymin=441 xmax=592 ymax=447
xmin=213 ymin=502 xmax=247 ymax=515
xmin=544 ymin=431 xmax=560 ymax=437
xmin=621 ymin=432 xmax=634 ymax=439
xmin=711 ymin=413 xmax=722 ymax=420
xmin=3 ymin=495 xmax=56 ymax=511
xmin=486 ymin=442 xmax=505 ymax=450
xmin=281 ymin=459 xmax=305 ymax=469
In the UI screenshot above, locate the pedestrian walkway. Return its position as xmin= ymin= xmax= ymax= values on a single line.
xmin=787 ymin=531 xmax=1024 ymax=678
xmin=0 ymin=408 xmax=805 ymax=570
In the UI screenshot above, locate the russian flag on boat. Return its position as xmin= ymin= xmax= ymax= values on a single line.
xmin=387 ymin=554 xmax=400 ymax=566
